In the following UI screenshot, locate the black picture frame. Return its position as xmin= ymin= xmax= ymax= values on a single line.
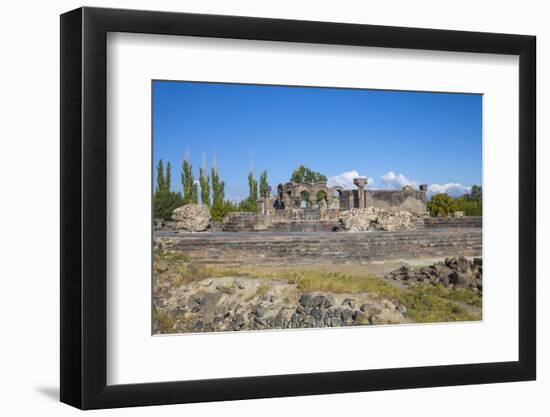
xmin=60 ymin=6 xmax=536 ymax=410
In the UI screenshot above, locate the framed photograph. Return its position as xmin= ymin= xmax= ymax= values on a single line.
xmin=60 ymin=7 xmax=536 ymax=409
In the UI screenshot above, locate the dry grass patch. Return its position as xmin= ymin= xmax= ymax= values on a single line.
xmin=208 ymin=264 xmax=481 ymax=323
xmin=154 ymin=249 xmax=482 ymax=324
xmin=153 ymin=307 xmax=177 ymax=334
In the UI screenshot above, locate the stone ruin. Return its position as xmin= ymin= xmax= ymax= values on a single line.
xmin=267 ymin=177 xmax=428 ymax=214
xmin=154 ymin=176 xmax=432 ymax=233
xmin=225 ymin=177 xmax=429 ymax=232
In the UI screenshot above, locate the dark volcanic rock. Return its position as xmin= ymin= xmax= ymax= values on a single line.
xmin=299 ymin=294 xmax=314 ymax=307
xmin=386 ymin=256 xmax=482 ymax=291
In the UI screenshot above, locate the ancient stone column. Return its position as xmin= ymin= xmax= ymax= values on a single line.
xmin=353 ymin=177 xmax=368 ymax=209
xmin=263 ymin=185 xmax=272 ymax=214
xmin=419 ymin=184 xmax=428 ymax=211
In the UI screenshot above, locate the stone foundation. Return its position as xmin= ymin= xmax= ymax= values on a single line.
xmin=422 ymin=217 xmax=482 ymax=228
xmin=155 ymin=228 xmax=482 ymax=265
xmin=218 ymin=209 xmax=481 ymax=233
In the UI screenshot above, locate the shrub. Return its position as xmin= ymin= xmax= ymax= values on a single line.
xmin=427 ymin=193 xmax=453 ymax=216
xmin=211 ymin=200 xmax=241 ymax=222
xmin=153 ymin=191 xmax=184 ymax=220
xmin=427 ymin=192 xmax=482 ymax=217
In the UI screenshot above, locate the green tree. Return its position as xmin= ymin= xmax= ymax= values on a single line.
xmin=199 ymin=165 xmax=211 ymax=206
xmin=181 ymin=155 xmax=198 ymax=204
xmin=427 ymin=191 xmax=483 ymax=217
xmin=427 ymin=193 xmax=453 ymax=217
xmin=290 ymin=165 xmax=327 ymax=183
xmin=239 ymin=170 xmax=258 ymax=212
xmin=153 ymin=190 xmax=183 ymax=220
xmin=469 ymin=185 xmax=482 ymax=204
xmin=259 ymin=170 xmax=269 ymax=199
xmin=153 ymin=159 xmax=183 ymax=220
xmin=451 ymin=195 xmax=482 ymax=216
xmin=210 ymin=163 xmax=230 ymax=221
xmin=156 ymin=159 xmax=165 ymax=192
xmin=165 ymin=161 xmax=171 ymax=193
xmin=211 ymin=200 xmax=240 ymax=222
xmin=211 ymin=164 xmax=225 ymax=207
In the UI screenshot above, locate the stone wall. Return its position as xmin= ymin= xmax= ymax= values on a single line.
xmin=338 ymin=188 xmax=427 ymax=213
xmin=365 ymin=189 xmax=427 ymax=213
xmin=222 ymin=209 xmax=341 ymax=232
xmin=422 ymin=217 xmax=482 ymax=228
xmin=218 ymin=210 xmax=481 ymax=233
xmin=155 ymin=228 xmax=482 ymax=265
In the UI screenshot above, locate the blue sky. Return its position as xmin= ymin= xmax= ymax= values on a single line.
xmin=153 ymin=81 xmax=482 ymax=201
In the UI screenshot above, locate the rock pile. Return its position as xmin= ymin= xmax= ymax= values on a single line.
xmin=171 ymin=203 xmax=211 ymax=232
xmin=387 ymin=256 xmax=482 ymax=291
xmin=338 ymin=207 xmax=420 ymax=232
xmin=153 ymin=277 xmax=407 ymax=334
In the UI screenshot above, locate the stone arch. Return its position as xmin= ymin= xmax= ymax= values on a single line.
xmin=295 ymin=184 xmax=313 ymax=196
xmin=329 ymin=186 xmax=344 ymax=198
xmin=316 ymin=189 xmax=327 ymax=200
xmin=328 ymin=186 xmax=344 ymax=209
xmin=300 ymin=190 xmax=310 ymax=208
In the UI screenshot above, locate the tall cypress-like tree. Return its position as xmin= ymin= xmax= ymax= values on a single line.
xmin=259 ymin=170 xmax=269 ymax=199
xmin=156 ymin=159 xmax=165 ymax=192
xmin=211 ymin=161 xmax=225 ymax=207
xmin=199 ymin=159 xmax=211 ymax=206
xmin=192 ymin=182 xmax=199 ymax=204
xmin=165 ymin=161 xmax=171 ymax=192
xmin=246 ymin=170 xmax=258 ymax=212
xmin=181 ymin=154 xmax=198 ymax=204
xmin=153 ymin=159 xmax=183 ymax=220
xmin=210 ymin=161 xmax=228 ymax=221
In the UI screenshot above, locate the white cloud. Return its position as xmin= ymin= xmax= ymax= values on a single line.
xmin=428 ymin=183 xmax=471 ymax=198
xmin=380 ymin=171 xmax=418 ymax=189
xmin=327 ymin=170 xmax=374 ymax=190
xmin=379 ymin=171 xmax=471 ymax=198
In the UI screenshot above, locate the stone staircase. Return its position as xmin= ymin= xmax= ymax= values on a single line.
xmin=221 ymin=213 xmax=258 ymax=232
xmin=159 ymin=228 xmax=482 ymax=265
xmin=422 ymin=217 xmax=482 ymax=229
xmin=268 ymin=221 xmax=337 ymax=232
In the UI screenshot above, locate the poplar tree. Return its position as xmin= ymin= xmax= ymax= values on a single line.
xmin=165 ymin=161 xmax=171 ymax=192
xmin=246 ymin=170 xmax=258 ymax=212
xmin=211 ymin=162 xmax=225 ymax=207
xmin=181 ymin=154 xmax=198 ymax=204
xmin=156 ymin=159 xmax=165 ymax=192
xmin=199 ymin=159 xmax=211 ymax=206
xmin=259 ymin=170 xmax=269 ymax=199
xmin=153 ymin=159 xmax=183 ymax=220
xmin=210 ymin=161 xmax=228 ymax=221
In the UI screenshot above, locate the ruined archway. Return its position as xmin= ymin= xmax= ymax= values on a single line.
xmin=300 ymin=191 xmax=310 ymax=208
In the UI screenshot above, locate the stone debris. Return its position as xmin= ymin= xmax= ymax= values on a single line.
xmin=338 ymin=207 xmax=421 ymax=232
xmin=386 ymin=256 xmax=482 ymax=292
xmin=171 ymin=203 xmax=211 ymax=232
xmin=154 ymin=277 xmax=407 ymax=334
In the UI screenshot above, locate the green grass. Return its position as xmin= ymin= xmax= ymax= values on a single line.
xmin=207 ymin=265 xmax=481 ymax=323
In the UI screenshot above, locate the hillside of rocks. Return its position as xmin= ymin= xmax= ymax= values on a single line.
xmin=153 ymin=276 xmax=407 ymax=334
xmin=386 ymin=256 xmax=482 ymax=292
